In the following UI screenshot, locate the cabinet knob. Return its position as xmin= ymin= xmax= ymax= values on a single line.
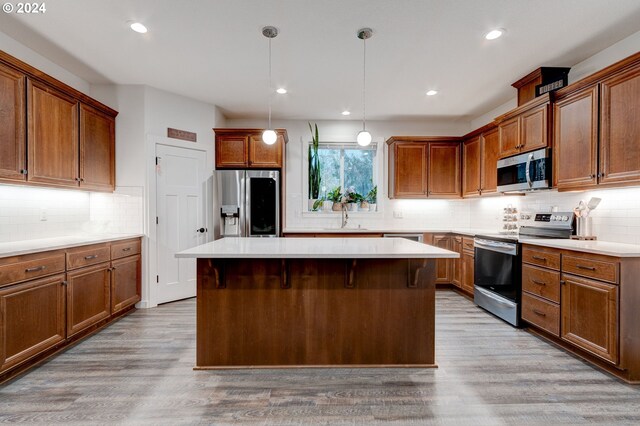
xmin=20 ymin=169 xmax=28 ymax=175
xmin=61 ymin=281 xmax=68 ymax=286
xmin=75 ymin=177 xmax=80 ymax=182
xmin=590 ymin=174 xmax=596 ymax=179
xmin=560 ymin=280 xmax=566 ymax=285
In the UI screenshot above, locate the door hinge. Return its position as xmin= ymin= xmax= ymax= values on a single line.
xmin=156 ymin=275 xmax=159 ymax=283
xmin=156 ymin=217 xmax=159 ymax=224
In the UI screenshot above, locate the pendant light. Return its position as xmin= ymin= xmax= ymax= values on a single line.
xmin=262 ymin=26 xmax=278 ymax=145
xmin=356 ymin=28 xmax=373 ymax=147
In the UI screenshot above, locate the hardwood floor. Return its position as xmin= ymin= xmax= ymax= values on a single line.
xmin=1 ymin=291 xmax=639 ymax=425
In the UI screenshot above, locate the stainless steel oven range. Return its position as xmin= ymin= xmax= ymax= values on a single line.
xmin=473 ymin=210 xmax=575 ymax=326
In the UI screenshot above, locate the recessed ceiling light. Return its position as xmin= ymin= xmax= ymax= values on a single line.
xmin=276 ymin=88 xmax=287 ymax=94
xmin=341 ymin=110 xmax=351 ymax=116
xmin=485 ymin=29 xmax=504 ymax=40
xmin=426 ymin=90 xmax=438 ymax=96
xmin=130 ymin=22 xmax=148 ymax=34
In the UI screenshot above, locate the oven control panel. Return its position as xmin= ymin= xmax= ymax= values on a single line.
xmin=519 ymin=211 xmax=574 ymax=228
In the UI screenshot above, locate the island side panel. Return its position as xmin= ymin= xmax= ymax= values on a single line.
xmin=196 ymin=257 xmax=436 ymax=367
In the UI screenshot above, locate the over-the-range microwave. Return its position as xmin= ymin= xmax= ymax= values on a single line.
xmin=497 ymin=148 xmax=551 ymax=193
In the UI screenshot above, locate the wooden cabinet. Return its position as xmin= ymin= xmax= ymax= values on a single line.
xmin=462 ymin=136 xmax=481 ymax=197
xmin=462 ymin=127 xmax=500 ymax=197
xmin=461 ymin=249 xmax=475 ymax=295
xmin=498 ymin=117 xmax=520 ymax=157
xmin=65 ymin=262 xmax=111 ymax=338
xmin=451 ymin=236 xmax=462 ymax=288
xmin=561 ymin=274 xmax=618 ymax=364
xmin=387 ymin=137 xmax=461 ymax=199
xmin=214 ymin=128 xmax=287 ymax=169
xmin=79 ymin=104 xmax=115 ymax=191
xmin=111 ymin=254 xmax=141 ymax=314
xmin=0 ymin=274 xmax=66 ymax=373
xmin=432 ymin=234 xmax=451 ymax=283
xmin=0 ymin=62 xmax=26 ymax=182
xmin=497 ymin=97 xmax=550 ymax=159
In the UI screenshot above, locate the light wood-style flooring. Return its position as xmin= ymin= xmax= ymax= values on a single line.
xmin=1 ymin=291 xmax=640 ymax=425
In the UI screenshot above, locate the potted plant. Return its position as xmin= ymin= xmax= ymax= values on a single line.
xmin=311 ymin=197 xmax=324 ymax=212
xmin=343 ymin=186 xmax=359 ymax=211
xmin=327 ymin=186 xmax=343 ymax=211
xmin=365 ymin=186 xmax=377 ymax=211
xmin=308 ymin=122 xmax=321 ymax=211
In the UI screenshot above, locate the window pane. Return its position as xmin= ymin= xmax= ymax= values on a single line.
xmin=344 ymin=149 xmax=374 ymax=196
xmin=318 ymin=148 xmax=340 ymax=198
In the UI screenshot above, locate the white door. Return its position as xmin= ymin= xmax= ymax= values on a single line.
xmin=156 ymin=145 xmax=208 ymax=304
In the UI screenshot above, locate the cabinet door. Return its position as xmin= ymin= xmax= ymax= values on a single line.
xmin=215 ymin=135 xmax=248 ymax=168
xmin=393 ymin=143 xmax=427 ymax=198
xmin=432 ymin=235 xmax=451 ymax=283
xmin=0 ymin=274 xmax=66 ymax=373
xmin=66 ymin=263 xmax=111 ymax=338
xmin=111 ymin=255 xmax=141 ymax=314
xmin=248 ymin=134 xmax=283 ymax=168
xmin=554 ymin=86 xmax=599 ymax=190
xmin=428 ymin=143 xmax=460 ymax=198
xmin=599 ymin=66 xmax=640 ymax=185
xmin=480 ymin=128 xmax=500 ymax=195
xmin=462 ymin=137 xmax=481 ymax=197
xmin=27 ymin=79 xmax=79 ymax=187
xmin=561 ymin=274 xmax=618 ymax=364
xmin=461 ymin=250 xmax=475 ymax=294
xmin=79 ymin=104 xmax=115 ymax=192
xmin=498 ymin=117 xmax=520 ymax=158
xmin=0 ymin=63 xmax=26 ymax=182
xmin=451 ymin=236 xmax=462 ymax=287
xmin=519 ymin=103 xmax=549 ymax=153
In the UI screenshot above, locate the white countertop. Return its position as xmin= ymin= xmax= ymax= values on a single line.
xmin=283 ymin=227 xmax=494 ymax=237
xmin=175 ymin=237 xmax=459 ymax=259
xmin=519 ymin=238 xmax=640 ymax=257
xmin=0 ymin=234 xmax=144 ymax=258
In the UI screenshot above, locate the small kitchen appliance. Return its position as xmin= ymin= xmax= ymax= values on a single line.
xmin=497 ymin=147 xmax=552 ymax=193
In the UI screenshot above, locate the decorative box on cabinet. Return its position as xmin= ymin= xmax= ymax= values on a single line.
xmin=214 ymin=128 xmax=288 ymax=169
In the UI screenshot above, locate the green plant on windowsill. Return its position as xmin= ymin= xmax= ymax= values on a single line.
xmin=312 ymin=197 xmax=324 ymax=211
xmin=366 ymin=186 xmax=377 ymax=204
xmin=326 ymin=186 xmax=342 ymax=203
xmin=308 ymin=122 xmax=321 ymax=201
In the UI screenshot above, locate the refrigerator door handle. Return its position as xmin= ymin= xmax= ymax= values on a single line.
xmin=244 ymin=173 xmax=251 ymax=237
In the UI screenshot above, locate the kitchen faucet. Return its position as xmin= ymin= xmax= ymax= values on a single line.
xmin=341 ymin=203 xmax=349 ymax=228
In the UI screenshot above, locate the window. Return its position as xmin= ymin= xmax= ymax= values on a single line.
xmin=311 ymin=143 xmax=377 ymax=201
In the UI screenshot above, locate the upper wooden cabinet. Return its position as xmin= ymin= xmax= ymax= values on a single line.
xmin=462 ymin=126 xmax=499 ymax=197
xmin=496 ymin=96 xmax=550 ymax=159
xmin=480 ymin=128 xmax=500 ymax=195
xmin=387 ymin=137 xmax=461 ymax=199
xmin=0 ymin=62 xmax=26 ymax=182
xmin=214 ymin=128 xmax=287 ymax=169
xmin=462 ymin=136 xmax=481 ymax=197
xmin=0 ymin=50 xmax=117 ymax=192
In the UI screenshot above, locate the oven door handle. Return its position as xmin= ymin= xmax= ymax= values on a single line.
xmin=475 ymin=287 xmax=517 ymax=308
xmin=474 ymin=238 xmax=518 ymax=256
xmin=525 ymin=152 xmax=534 ymax=188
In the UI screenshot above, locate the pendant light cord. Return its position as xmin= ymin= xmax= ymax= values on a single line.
xmin=362 ymin=34 xmax=366 ymax=132
xmin=268 ymin=36 xmax=272 ymax=129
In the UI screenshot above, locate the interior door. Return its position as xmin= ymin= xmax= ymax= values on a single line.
xmin=156 ymin=145 xmax=208 ymax=304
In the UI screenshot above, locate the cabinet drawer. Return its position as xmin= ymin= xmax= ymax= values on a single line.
xmin=522 ymin=246 xmax=560 ymax=270
xmin=522 ymin=264 xmax=560 ymax=303
xmin=562 ymin=255 xmax=618 ymax=284
xmin=111 ymin=239 xmax=141 ymax=260
xmin=0 ymin=251 xmax=66 ymax=287
xmin=462 ymin=237 xmax=475 ymax=252
xmin=66 ymin=244 xmax=111 ymax=270
xmin=522 ymin=292 xmax=560 ymax=336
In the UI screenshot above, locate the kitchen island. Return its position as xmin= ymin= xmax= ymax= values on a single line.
xmin=176 ymin=237 xmax=458 ymax=368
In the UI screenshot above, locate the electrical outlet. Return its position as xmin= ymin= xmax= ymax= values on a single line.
xmin=393 ymin=210 xmax=403 ymax=219
xmin=39 ymin=208 xmax=47 ymax=221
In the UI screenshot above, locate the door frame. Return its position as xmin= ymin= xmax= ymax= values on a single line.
xmin=144 ymin=135 xmax=213 ymax=308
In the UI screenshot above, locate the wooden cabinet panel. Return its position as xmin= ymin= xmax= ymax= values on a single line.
xmin=248 ymin=134 xmax=283 ymax=168
xmin=66 ymin=244 xmax=111 ymax=270
xmin=561 ymin=274 xmax=618 ymax=364
xmin=0 ymin=274 xmax=66 ymax=372
xmin=462 ymin=237 xmax=475 ymax=253
xmin=27 ymin=79 xmax=79 ymax=187
xmin=79 ymin=104 xmax=115 ymax=191
xmin=111 ymin=254 xmax=141 ymax=314
xmin=215 ymin=135 xmax=248 ymax=168
xmin=0 ymin=251 xmax=66 ymax=288
xmin=462 ymin=137 xmax=481 ymax=197
xmin=522 ymin=264 xmax=560 ymax=303
xmin=432 ymin=234 xmax=451 ymax=283
xmin=461 ymin=249 xmax=475 ymax=294
xmin=394 ymin=143 xmax=427 ymax=197
xmin=0 ymin=63 xmax=26 ymax=182
xmin=554 ymin=86 xmax=599 ymax=190
xmin=428 ymin=143 xmax=460 ymax=198
xmin=522 ymin=246 xmax=561 ymax=270
xmin=66 ymin=263 xmax=111 ymax=338
xmin=599 ymin=66 xmax=640 ymax=185
xmin=520 ymin=103 xmax=548 ymax=153
xmin=111 ymin=238 xmax=142 ymax=260
xmin=522 ymin=292 xmax=560 ymax=336
xmin=498 ymin=117 xmax=520 ymax=158
xmin=451 ymin=236 xmax=462 ymax=287
xmin=562 ymin=254 xmax=618 ymax=284
xmin=480 ymin=128 xmax=500 ymax=195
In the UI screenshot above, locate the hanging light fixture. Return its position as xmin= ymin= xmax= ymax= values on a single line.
xmin=262 ymin=26 xmax=278 ymax=145
xmin=356 ymin=28 xmax=373 ymax=147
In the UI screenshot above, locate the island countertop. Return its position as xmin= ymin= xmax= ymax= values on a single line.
xmin=176 ymin=237 xmax=459 ymax=259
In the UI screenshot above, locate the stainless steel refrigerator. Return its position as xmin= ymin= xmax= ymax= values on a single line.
xmin=215 ymin=170 xmax=280 ymax=237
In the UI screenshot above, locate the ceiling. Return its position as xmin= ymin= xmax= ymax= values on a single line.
xmin=2 ymin=0 xmax=640 ymax=121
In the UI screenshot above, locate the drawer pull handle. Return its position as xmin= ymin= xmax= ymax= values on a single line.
xmin=122 ymin=247 xmax=132 ymax=252
xmin=577 ymin=265 xmax=596 ymax=271
xmin=532 ymin=309 xmax=546 ymax=317
xmin=532 ymin=279 xmax=546 ymax=286
xmin=25 ymin=265 xmax=46 ymax=273
xmin=532 ymin=256 xmax=547 ymax=261
xmin=84 ymin=255 xmax=99 ymax=260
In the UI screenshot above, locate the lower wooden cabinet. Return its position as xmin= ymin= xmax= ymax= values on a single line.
xmin=432 ymin=234 xmax=452 ymax=283
xmin=0 ymin=274 xmax=66 ymax=372
xmin=66 ymin=262 xmax=111 ymax=338
xmin=451 ymin=236 xmax=462 ymax=287
xmin=561 ymin=273 xmax=619 ymax=364
xmin=461 ymin=249 xmax=475 ymax=294
xmin=111 ymin=254 xmax=141 ymax=314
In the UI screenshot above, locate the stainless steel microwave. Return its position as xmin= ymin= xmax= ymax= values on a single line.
xmin=497 ymin=148 xmax=551 ymax=192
